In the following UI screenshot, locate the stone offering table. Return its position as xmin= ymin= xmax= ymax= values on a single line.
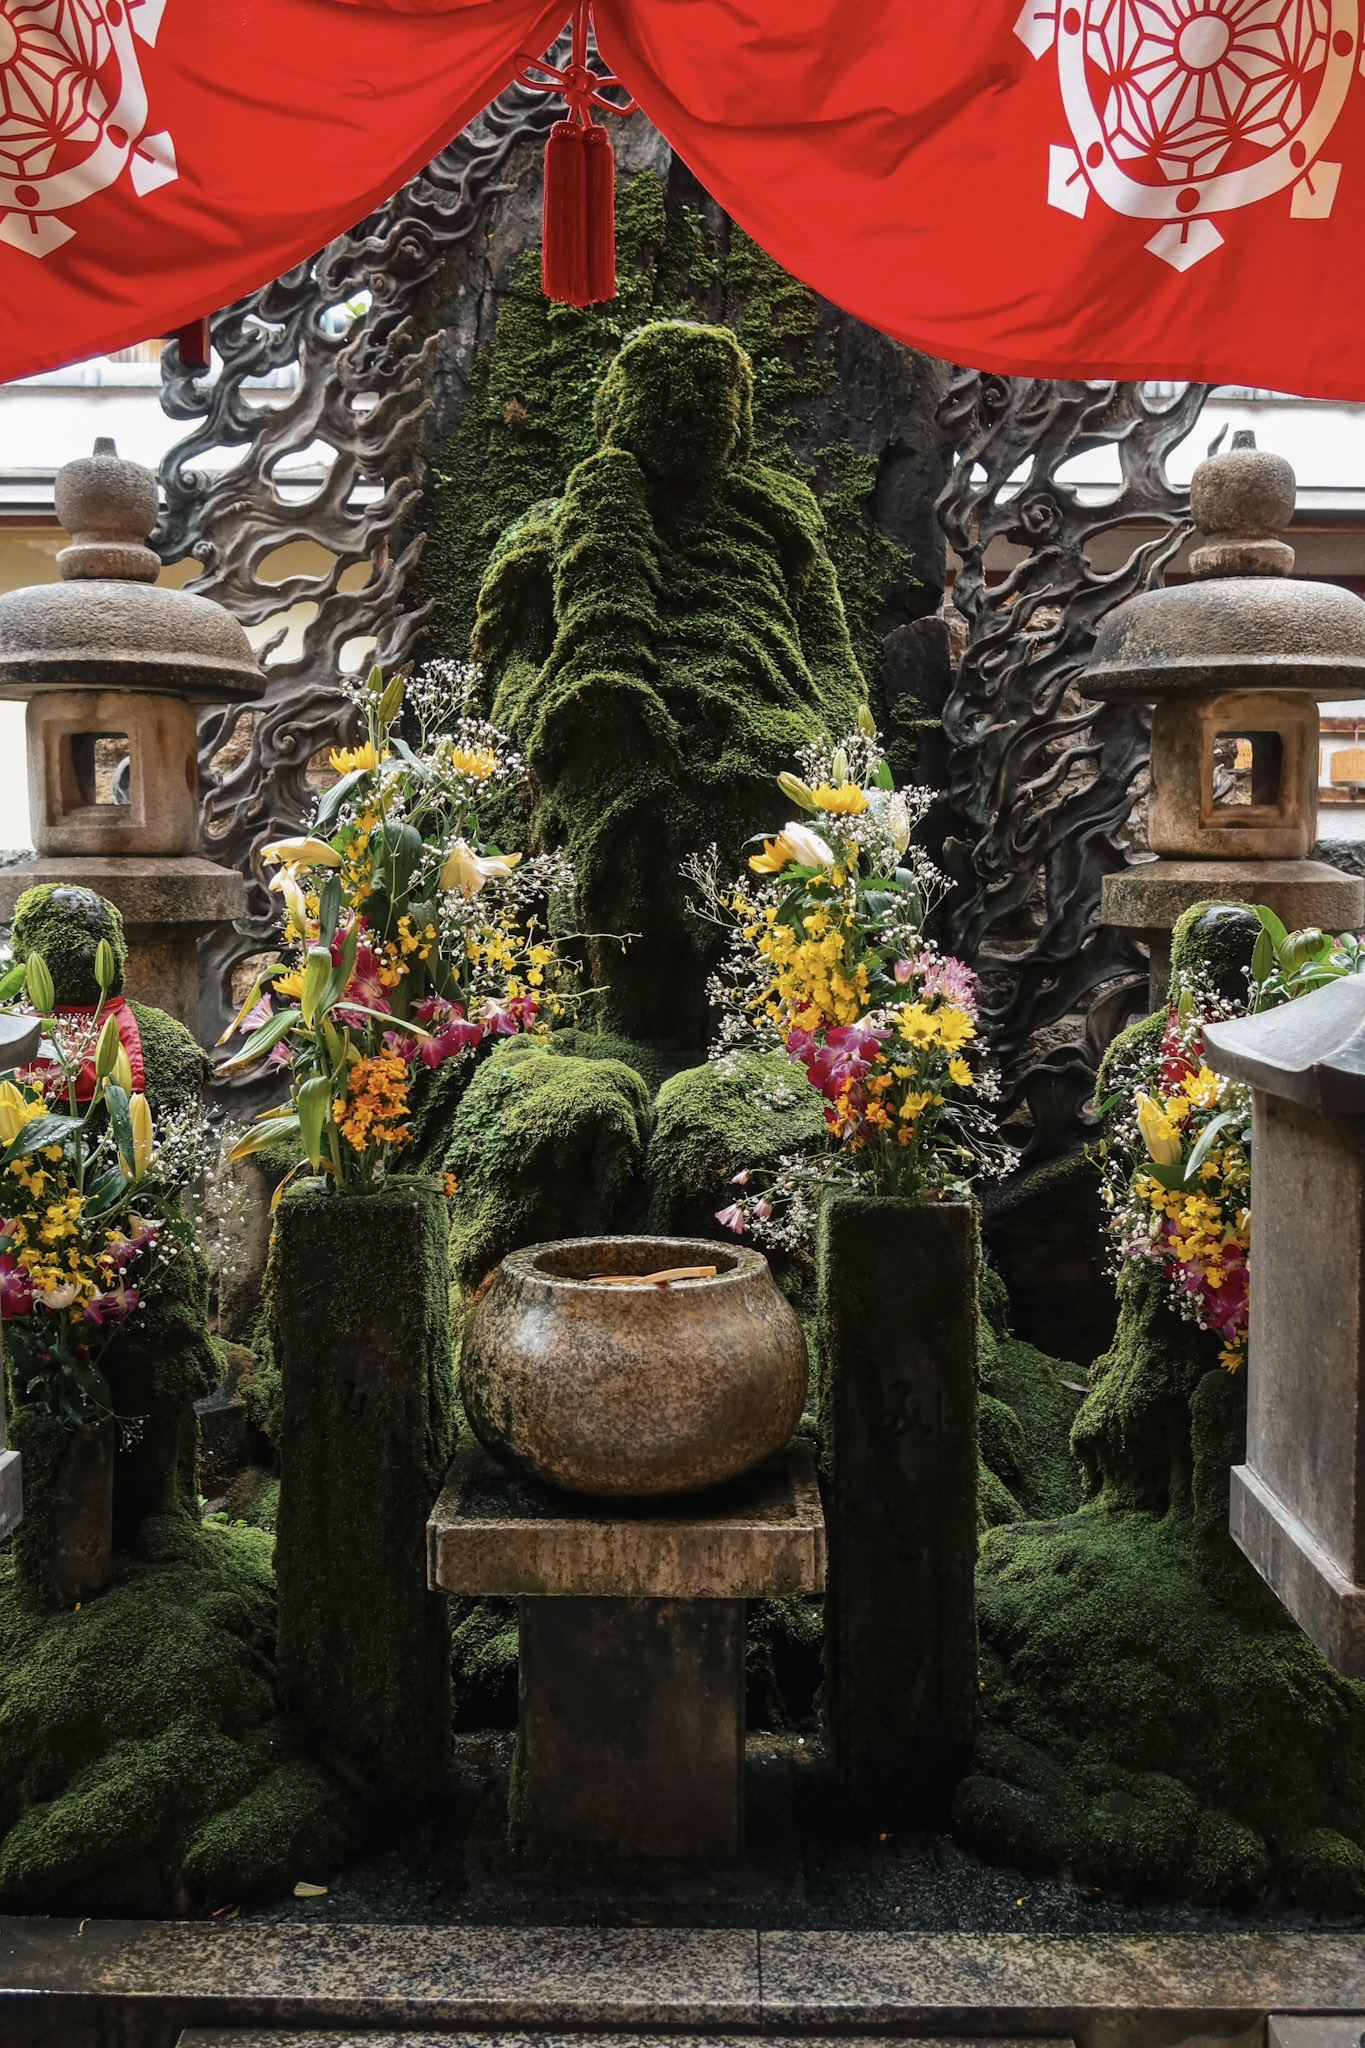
xmin=429 ymin=1432 xmax=825 ymax=1863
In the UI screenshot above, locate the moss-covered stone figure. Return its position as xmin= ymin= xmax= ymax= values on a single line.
xmin=959 ymin=904 xmax=1365 ymax=1908
xmin=440 ymin=1040 xmax=653 ymax=1294
xmin=473 ymin=319 xmax=866 ymax=1047
xmin=0 ymin=1522 xmax=359 ymax=1913
xmin=645 ymin=1052 xmax=827 ymax=1245
xmin=10 ymin=882 xmax=127 ymax=1005
xmin=407 ymin=170 xmax=934 ymax=721
xmin=269 ymin=1180 xmax=456 ymax=1810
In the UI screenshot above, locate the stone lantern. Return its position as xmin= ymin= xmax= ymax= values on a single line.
xmin=1089 ymin=432 xmax=1365 ymax=1008
xmin=1203 ymin=976 xmax=1365 ymax=1676
xmin=0 ymin=439 xmax=263 ymax=1033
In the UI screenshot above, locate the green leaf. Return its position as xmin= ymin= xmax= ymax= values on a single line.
xmin=1182 ymin=1109 xmax=1240 ymax=1182
xmin=103 ymin=1081 xmax=135 ymax=1177
xmin=300 ymin=946 xmax=332 ymax=1028
xmin=296 ymin=1075 xmax=332 ymax=1171
xmin=1254 ymin=903 xmax=1290 ymax=951
xmin=218 ymin=1007 xmax=302 ymax=1070
xmin=0 ymin=963 xmax=27 ymax=1001
xmin=875 ymin=760 xmax=894 ymax=790
xmin=226 ymin=1115 xmax=302 ymax=1162
xmin=313 ymin=767 xmax=367 ymax=830
xmin=82 ymin=1167 xmax=130 ymax=1215
xmin=317 ymin=874 xmax=343 ymax=948
xmin=0 ymin=1113 xmax=81 ymax=1166
xmin=391 ymin=736 xmax=429 ymax=780
xmin=1144 ymin=1161 xmax=1191 ymax=1192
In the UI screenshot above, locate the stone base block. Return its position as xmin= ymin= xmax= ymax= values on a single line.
xmin=0 ymin=1446 xmax=20 ymax=1542
xmin=1231 ymin=1461 xmax=1365 ymax=1676
xmin=517 ymin=1595 xmax=745 ymax=1862
xmin=0 ymin=854 xmax=247 ymax=1035
xmin=1102 ymin=859 xmax=1365 ymax=1010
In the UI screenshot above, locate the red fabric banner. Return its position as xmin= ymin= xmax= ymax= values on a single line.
xmin=1 ymin=0 xmax=1363 ymax=393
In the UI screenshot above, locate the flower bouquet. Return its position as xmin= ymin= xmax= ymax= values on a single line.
xmin=1106 ymin=1002 xmax=1253 ymax=1370
xmin=687 ymin=716 xmax=1010 ymax=1244
xmin=0 ymin=939 xmax=165 ymax=1427
xmin=222 ymin=661 xmax=577 ymax=1192
xmin=1096 ymin=904 xmax=1365 ymax=1371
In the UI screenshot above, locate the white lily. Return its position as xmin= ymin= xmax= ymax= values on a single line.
xmin=439 ymin=840 xmax=522 ymax=899
xmin=749 ymin=822 xmax=836 ymax=874
xmin=261 ymin=836 xmax=342 ymax=875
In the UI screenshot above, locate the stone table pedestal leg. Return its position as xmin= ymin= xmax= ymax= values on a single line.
xmin=516 ymin=1595 xmax=745 ymax=1861
xmin=430 ymin=1435 xmax=825 ymax=1866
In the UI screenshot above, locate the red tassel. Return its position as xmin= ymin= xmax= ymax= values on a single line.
xmin=581 ymin=122 xmax=616 ymax=304
xmin=542 ymin=120 xmax=590 ymax=304
xmin=167 ymin=316 xmax=210 ymax=367
xmin=517 ymin=1 xmax=635 ymax=309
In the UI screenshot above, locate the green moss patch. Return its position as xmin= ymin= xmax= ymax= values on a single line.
xmin=961 ymin=1268 xmax=1365 ymax=1906
xmin=646 ymin=1052 xmax=827 ymax=1241
xmin=0 ymin=1524 xmax=359 ymax=1914
xmin=10 ymin=884 xmax=126 ymax=1004
xmin=442 ymin=1044 xmax=653 ymax=1294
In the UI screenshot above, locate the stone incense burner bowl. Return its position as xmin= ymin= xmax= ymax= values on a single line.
xmin=460 ymin=1234 xmax=807 ymax=1497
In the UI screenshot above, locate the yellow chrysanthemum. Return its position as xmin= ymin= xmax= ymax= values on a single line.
xmin=809 ymin=784 xmax=869 ymax=816
xmin=449 ymin=745 xmax=499 ymax=781
xmin=328 ymin=741 xmax=378 ymax=775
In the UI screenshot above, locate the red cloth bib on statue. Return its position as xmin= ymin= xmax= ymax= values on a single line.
xmin=3 ymin=0 xmax=1365 ymax=394
xmin=40 ymin=1000 xmax=147 ymax=1106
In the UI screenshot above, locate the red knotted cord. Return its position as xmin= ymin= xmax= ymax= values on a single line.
xmin=515 ymin=2 xmax=636 ymax=305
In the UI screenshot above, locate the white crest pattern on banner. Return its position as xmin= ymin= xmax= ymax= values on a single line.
xmin=0 ymin=0 xmax=173 ymax=260
xmin=1016 ymin=0 xmax=1362 ymax=269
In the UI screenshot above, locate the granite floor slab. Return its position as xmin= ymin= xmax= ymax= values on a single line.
xmin=760 ymin=1931 xmax=1365 ymax=2044
xmin=0 ymin=1919 xmax=759 ymax=2048
xmin=5 ymin=1920 xmax=1365 ymax=2048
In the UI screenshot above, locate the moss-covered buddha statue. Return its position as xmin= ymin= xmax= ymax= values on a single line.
xmin=472 ymin=317 xmax=867 ymax=1049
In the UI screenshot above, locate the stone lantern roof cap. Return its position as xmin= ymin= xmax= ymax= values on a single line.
xmin=1203 ymin=973 xmax=1365 ymax=1114
xmin=1083 ymin=431 xmax=1365 ymax=705
xmin=0 ymin=439 xmax=263 ymax=706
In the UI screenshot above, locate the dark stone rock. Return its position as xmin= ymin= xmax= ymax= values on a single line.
xmin=983 ymin=1153 xmax=1118 ymax=1370
xmin=193 ymin=1386 xmax=248 ymax=1502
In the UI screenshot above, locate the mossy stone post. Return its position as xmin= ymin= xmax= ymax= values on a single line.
xmin=818 ymin=1194 xmax=979 ymax=1822
xmin=270 ymin=1182 xmax=455 ymax=1806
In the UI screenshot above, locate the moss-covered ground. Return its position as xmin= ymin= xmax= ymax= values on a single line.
xmin=0 ymin=1520 xmax=359 ymax=1914
xmin=960 ymin=1264 xmax=1365 ymax=1910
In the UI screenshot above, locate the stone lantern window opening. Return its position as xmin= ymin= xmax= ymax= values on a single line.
xmin=68 ymin=732 xmax=132 ymax=810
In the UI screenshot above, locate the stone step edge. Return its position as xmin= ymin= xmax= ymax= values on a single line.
xmin=5 ymin=1922 xmax=1365 ymax=2036
xmin=178 ymin=2035 xmax=1077 ymax=2048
